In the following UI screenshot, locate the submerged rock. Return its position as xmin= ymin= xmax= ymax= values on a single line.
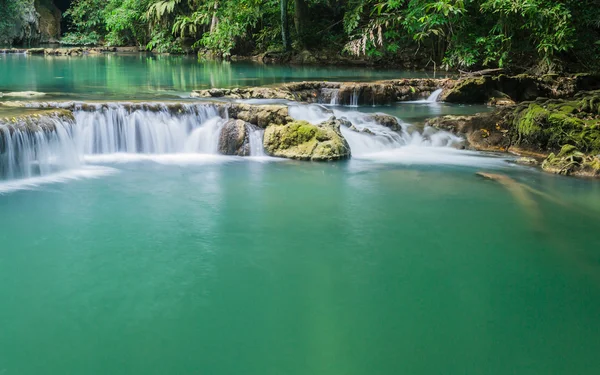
xmin=218 ymin=119 xmax=258 ymax=156
xmin=1 ymin=91 xmax=46 ymax=98
xmin=263 ymin=118 xmax=351 ymax=161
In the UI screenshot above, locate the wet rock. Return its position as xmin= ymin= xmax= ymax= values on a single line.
xmin=426 ymin=112 xmax=510 ymax=152
xmin=365 ymin=114 xmax=401 ymax=131
xmin=263 ymin=118 xmax=351 ymax=161
xmin=218 ymin=119 xmax=256 ymax=156
xmin=192 ymin=79 xmax=449 ymax=105
xmin=515 ymin=157 xmax=539 ymax=166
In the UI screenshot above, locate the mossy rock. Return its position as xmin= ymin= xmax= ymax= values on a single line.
xmin=263 ymin=119 xmax=351 ymax=161
xmin=442 ymin=77 xmax=493 ymax=104
xmin=542 ymin=145 xmax=600 ymax=177
xmin=511 ymin=93 xmax=600 ymax=154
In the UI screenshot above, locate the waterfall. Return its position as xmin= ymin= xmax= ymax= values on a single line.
xmin=330 ymin=89 xmax=340 ymax=106
xmin=249 ymin=127 xmax=266 ymax=156
xmin=1 ymin=101 xmax=468 ymax=186
xmin=350 ymin=88 xmax=360 ymax=107
xmin=288 ymin=103 xmax=463 ymax=156
xmin=73 ymin=103 xmax=220 ymax=154
xmin=426 ymin=89 xmax=443 ymax=103
xmin=0 ymin=115 xmax=80 ymax=180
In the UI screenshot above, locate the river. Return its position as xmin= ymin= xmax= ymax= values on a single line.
xmin=1 ymin=54 xmax=600 ymax=375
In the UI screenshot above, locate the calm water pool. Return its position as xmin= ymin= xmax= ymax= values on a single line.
xmin=0 ymin=53 xmax=449 ymax=100
xmin=1 ymin=56 xmax=599 ymax=375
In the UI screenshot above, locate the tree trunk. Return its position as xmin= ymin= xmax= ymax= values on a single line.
xmin=281 ymin=0 xmax=291 ymax=50
xmin=210 ymin=1 xmax=219 ymax=33
xmin=294 ymin=0 xmax=308 ymax=46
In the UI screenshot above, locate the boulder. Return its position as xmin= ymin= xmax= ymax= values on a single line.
xmin=218 ymin=119 xmax=256 ymax=156
xmin=227 ymin=103 xmax=292 ymax=128
xmin=263 ymin=118 xmax=351 ymax=161
xmin=365 ymin=114 xmax=401 ymax=131
xmin=426 ymin=112 xmax=510 ymax=152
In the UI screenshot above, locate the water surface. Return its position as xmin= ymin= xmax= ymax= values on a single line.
xmin=1 ymin=56 xmax=600 ymax=375
xmin=0 ymin=53 xmax=449 ymax=100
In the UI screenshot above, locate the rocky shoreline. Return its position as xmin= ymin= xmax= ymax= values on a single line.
xmin=0 ymin=46 xmax=140 ymax=56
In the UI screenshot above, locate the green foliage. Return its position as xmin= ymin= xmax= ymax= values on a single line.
xmin=52 ymin=0 xmax=599 ymax=71
xmin=0 ymin=0 xmax=36 ymax=45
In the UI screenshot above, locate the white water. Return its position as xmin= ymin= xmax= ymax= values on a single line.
xmin=0 ymin=117 xmax=80 ymax=179
xmin=0 ymin=166 xmax=116 ymax=194
xmin=427 ymin=88 xmax=443 ymax=102
xmin=249 ymin=127 xmax=266 ymax=157
xmin=1 ymin=101 xmax=510 ymax=190
xmin=288 ymin=103 xmax=463 ymax=156
xmin=0 ymin=103 xmax=268 ymax=184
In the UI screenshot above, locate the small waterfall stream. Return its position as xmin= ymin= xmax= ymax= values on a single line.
xmin=1 ymin=100 xmax=467 ymax=185
xmin=427 ymin=88 xmax=444 ymax=102
xmin=287 ymin=103 xmax=462 ymax=156
xmin=0 ymin=116 xmax=80 ymax=180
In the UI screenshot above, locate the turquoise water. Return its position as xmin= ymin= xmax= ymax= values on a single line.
xmin=0 ymin=53 xmax=447 ymax=100
xmin=1 ymin=56 xmax=600 ymax=375
xmin=1 ymin=159 xmax=600 ymax=374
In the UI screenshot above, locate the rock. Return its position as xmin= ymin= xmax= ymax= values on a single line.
xmin=511 ymin=93 xmax=600 ymax=154
xmin=337 ymin=83 xmax=396 ymax=105
xmin=263 ymin=118 xmax=351 ymax=161
xmin=191 ymin=79 xmax=449 ymax=105
xmin=209 ymin=88 xmax=225 ymax=97
xmin=27 ymin=48 xmax=46 ymax=55
xmin=442 ymin=77 xmax=493 ymax=103
xmin=487 ymin=90 xmax=516 ymax=106
xmin=0 ymin=0 xmax=60 ymax=45
xmin=542 ymin=145 xmax=600 ymax=177
xmin=218 ymin=119 xmax=256 ymax=156
xmin=365 ymin=114 xmax=401 ymax=131
xmin=426 ymin=112 xmax=510 ymax=152
xmin=515 ymin=157 xmax=539 ymax=166
xmin=291 ymin=50 xmax=318 ymax=64
xmin=442 ymin=74 xmax=600 ymax=104
xmin=227 ymin=104 xmax=292 ymax=128
xmin=35 ymin=0 xmax=61 ymax=43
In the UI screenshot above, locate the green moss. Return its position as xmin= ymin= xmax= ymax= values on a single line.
xmin=263 ymin=119 xmax=350 ymax=161
xmin=514 ymin=103 xmax=547 ymax=136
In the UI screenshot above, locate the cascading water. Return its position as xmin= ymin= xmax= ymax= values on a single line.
xmin=248 ymin=128 xmax=266 ymax=157
xmin=426 ymin=88 xmax=443 ymax=103
xmin=288 ymin=103 xmax=463 ymax=156
xmin=73 ymin=103 xmax=221 ymax=154
xmin=0 ymin=103 xmax=270 ymax=184
xmin=330 ymin=89 xmax=340 ymax=106
xmin=1 ymin=99 xmax=488 ymax=188
xmin=0 ymin=115 xmax=80 ymax=180
xmin=350 ymin=88 xmax=360 ymax=107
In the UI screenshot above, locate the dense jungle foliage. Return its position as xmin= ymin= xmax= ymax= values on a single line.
xmin=3 ymin=0 xmax=600 ymax=72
